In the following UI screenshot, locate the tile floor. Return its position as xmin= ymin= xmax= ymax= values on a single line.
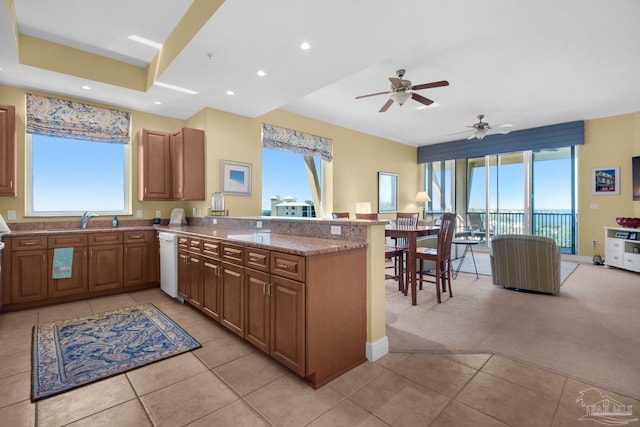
xmin=1 ymin=287 xmax=638 ymax=426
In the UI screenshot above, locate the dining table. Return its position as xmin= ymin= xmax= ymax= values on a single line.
xmin=385 ymin=224 xmax=439 ymax=305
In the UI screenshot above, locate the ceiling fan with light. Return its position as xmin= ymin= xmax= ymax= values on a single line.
xmin=355 ymin=69 xmax=449 ymax=112
xmin=450 ymin=114 xmax=513 ymax=140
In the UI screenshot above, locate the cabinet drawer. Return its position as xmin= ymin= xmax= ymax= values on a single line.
xmin=189 ymin=238 xmax=202 ymax=252
xmin=222 ymin=243 xmax=244 ymax=265
xmin=623 ymin=252 xmax=640 ymax=271
xmin=124 ymin=231 xmax=148 ymax=243
xmin=48 ymin=234 xmax=88 ymax=248
xmin=178 ymin=236 xmax=189 ymax=249
xmin=271 ymin=252 xmax=305 ymax=282
xmin=245 ymin=247 xmax=270 ymax=272
xmin=202 ymin=239 xmax=221 ymax=258
xmin=11 ymin=236 xmax=47 ymax=250
xmin=89 ymin=232 xmax=123 ymax=245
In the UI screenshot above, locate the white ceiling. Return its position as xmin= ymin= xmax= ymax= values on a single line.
xmin=1 ymin=0 xmax=639 ymax=147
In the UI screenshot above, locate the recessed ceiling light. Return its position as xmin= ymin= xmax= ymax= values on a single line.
xmin=153 ymin=81 xmax=199 ymax=95
xmin=127 ymin=35 xmax=162 ymax=49
xmin=226 ymin=90 xmax=234 ymax=96
xmin=256 ymin=70 xmax=266 ymax=77
xmin=81 ymin=85 xmax=91 ymax=90
xmin=154 ymin=101 xmax=162 ymax=105
xmin=299 ymin=42 xmax=311 ymax=50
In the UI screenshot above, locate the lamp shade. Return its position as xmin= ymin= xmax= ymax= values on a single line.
xmin=415 ymin=192 xmax=430 ymax=203
xmin=355 ymin=202 xmax=372 ymax=214
xmin=390 ymin=91 xmax=411 ymax=106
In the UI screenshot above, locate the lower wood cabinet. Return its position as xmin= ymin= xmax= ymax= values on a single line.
xmin=48 ymin=234 xmax=88 ymax=298
xmin=202 ymin=256 xmax=221 ymax=321
xmin=220 ymin=261 xmax=244 ymax=337
xmin=11 ymin=249 xmax=48 ymax=303
xmin=245 ymin=268 xmax=270 ymax=353
xmin=269 ymin=274 xmax=305 ymax=376
xmin=88 ymin=244 xmax=123 ymax=291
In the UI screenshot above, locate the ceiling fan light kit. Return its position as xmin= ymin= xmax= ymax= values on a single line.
xmin=355 ymin=69 xmax=449 ymax=112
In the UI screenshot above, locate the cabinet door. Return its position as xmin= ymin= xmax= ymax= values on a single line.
xmin=220 ymin=262 xmax=245 ymax=337
xmin=178 ymin=250 xmax=189 ymax=299
xmin=270 ymin=275 xmax=305 ymax=376
xmin=172 ymin=128 xmax=204 ymax=201
xmin=48 ymin=248 xmax=88 ymax=297
xmin=202 ymin=257 xmax=221 ymax=322
xmin=245 ymin=268 xmax=270 ymax=353
xmin=124 ymin=243 xmax=149 ymax=287
xmin=0 ymin=104 xmax=16 ymax=197
xmin=89 ymin=245 xmax=123 ymax=291
xmin=605 ymin=239 xmax=624 ymax=267
xmin=138 ymin=129 xmax=171 ymax=200
xmin=11 ymin=250 xmax=48 ymax=303
xmin=188 ymin=254 xmax=203 ymax=309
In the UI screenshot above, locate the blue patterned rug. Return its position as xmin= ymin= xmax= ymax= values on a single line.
xmin=31 ymin=303 xmax=201 ymax=401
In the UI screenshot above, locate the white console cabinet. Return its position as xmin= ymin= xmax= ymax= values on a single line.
xmin=604 ymin=227 xmax=640 ymax=272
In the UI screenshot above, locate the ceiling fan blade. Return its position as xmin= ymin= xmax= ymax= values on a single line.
xmin=494 ymin=123 xmax=514 ymax=129
xmin=355 ymin=90 xmax=391 ymax=100
xmin=447 ymin=129 xmax=474 ymax=136
xmin=379 ymin=98 xmax=394 ymax=112
xmin=410 ymin=80 xmax=449 ymax=91
xmin=389 ymin=77 xmax=402 ymax=89
xmin=488 ymin=128 xmax=512 ymax=135
xmin=411 ymin=93 xmax=434 ymax=106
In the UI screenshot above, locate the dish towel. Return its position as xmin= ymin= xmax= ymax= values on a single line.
xmin=52 ymin=247 xmax=74 ymax=279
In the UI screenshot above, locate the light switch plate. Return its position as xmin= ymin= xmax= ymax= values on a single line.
xmin=331 ymin=225 xmax=341 ymax=235
xmin=256 ymin=221 xmax=262 ymax=228
xmin=590 ymin=203 xmax=599 ymax=210
xmin=212 ymin=218 xmax=217 ymax=225
xmin=136 ymin=210 xmax=143 ymax=218
xmin=155 ymin=210 xmax=161 ymax=217
xmin=7 ymin=210 xmax=16 ymax=220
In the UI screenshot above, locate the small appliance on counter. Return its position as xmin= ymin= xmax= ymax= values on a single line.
xmin=169 ymin=208 xmax=187 ymax=226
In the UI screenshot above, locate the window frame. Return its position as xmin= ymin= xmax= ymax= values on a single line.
xmin=25 ymin=134 xmax=132 ymax=217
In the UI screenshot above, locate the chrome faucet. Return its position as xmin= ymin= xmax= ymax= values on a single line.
xmin=81 ymin=211 xmax=98 ymax=229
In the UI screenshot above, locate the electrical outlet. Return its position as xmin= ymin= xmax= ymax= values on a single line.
xmin=7 ymin=210 xmax=16 ymax=220
xmin=192 ymin=208 xmax=199 ymax=217
xmin=212 ymin=218 xmax=217 ymax=225
xmin=592 ymin=239 xmax=597 ymax=245
xmin=155 ymin=210 xmax=161 ymax=218
xmin=256 ymin=221 xmax=262 ymax=228
xmin=136 ymin=210 xmax=143 ymax=218
xmin=331 ymin=225 xmax=341 ymax=235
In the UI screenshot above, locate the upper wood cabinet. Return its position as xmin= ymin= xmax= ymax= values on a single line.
xmin=0 ymin=104 xmax=17 ymax=197
xmin=138 ymin=127 xmax=204 ymax=201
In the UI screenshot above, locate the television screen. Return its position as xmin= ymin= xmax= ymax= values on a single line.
xmin=633 ymin=156 xmax=640 ymax=201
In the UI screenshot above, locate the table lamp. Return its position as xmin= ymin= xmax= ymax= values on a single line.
xmin=415 ymin=192 xmax=430 ymax=219
xmin=355 ymin=202 xmax=372 ymax=214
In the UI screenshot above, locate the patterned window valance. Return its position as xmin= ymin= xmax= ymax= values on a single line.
xmin=26 ymin=94 xmax=131 ymax=144
xmin=261 ymin=123 xmax=333 ymax=162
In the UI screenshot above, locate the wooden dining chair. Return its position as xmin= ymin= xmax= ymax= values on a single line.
xmin=355 ymin=213 xmax=379 ymax=220
xmin=392 ymin=212 xmax=419 ymax=284
xmin=332 ymin=212 xmax=350 ymax=218
xmin=415 ymin=212 xmax=456 ymax=303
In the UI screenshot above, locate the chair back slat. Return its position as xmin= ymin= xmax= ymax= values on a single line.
xmin=396 ymin=212 xmax=419 ymax=227
xmin=332 ymin=212 xmax=350 ymax=218
xmin=438 ymin=213 xmax=456 ymax=259
xmin=356 ymin=213 xmax=379 ymax=220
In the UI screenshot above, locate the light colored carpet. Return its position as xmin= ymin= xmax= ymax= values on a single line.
xmin=454 ymin=250 xmax=579 ymax=283
xmin=386 ymin=262 xmax=640 ymax=400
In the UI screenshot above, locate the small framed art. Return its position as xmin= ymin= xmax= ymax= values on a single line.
xmin=592 ymin=166 xmax=619 ymax=195
xmin=221 ymin=160 xmax=252 ymax=196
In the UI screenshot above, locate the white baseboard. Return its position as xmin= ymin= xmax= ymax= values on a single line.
xmin=366 ymin=336 xmax=389 ymax=362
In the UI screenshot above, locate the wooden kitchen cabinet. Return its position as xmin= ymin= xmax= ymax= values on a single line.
xmin=202 ymin=239 xmax=222 ymax=322
xmin=11 ymin=236 xmax=48 ymax=304
xmin=270 ymin=274 xmax=305 ymax=376
xmin=187 ymin=238 xmax=203 ymax=309
xmin=124 ymin=231 xmax=150 ymax=287
xmin=88 ymin=232 xmax=123 ymax=292
xmin=0 ymin=104 xmax=17 ymax=197
xmin=138 ymin=127 xmax=204 ymax=201
xmin=137 ymin=129 xmax=171 ymax=200
xmin=171 ymin=128 xmax=205 ymax=200
xmin=220 ymin=261 xmax=245 ymax=337
xmin=245 ymin=267 xmax=270 ymax=353
xmin=48 ymin=234 xmax=88 ymax=298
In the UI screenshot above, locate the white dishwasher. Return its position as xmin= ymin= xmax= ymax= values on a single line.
xmin=158 ymin=232 xmax=178 ymax=298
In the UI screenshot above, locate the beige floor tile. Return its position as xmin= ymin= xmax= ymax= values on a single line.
xmin=430 ymin=401 xmax=509 ymax=427
xmin=245 ymin=374 xmax=343 ymax=427
xmin=87 ymin=294 xmax=139 ymax=314
xmin=188 ymin=399 xmax=269 ymax=427
xmin=456 ymin=371 xmax=558 ymax=427
xmin=0 ymin=309 xmax=38 ymax=332
xmin=154 ymin=301 xmax=208 ymax=327
xmin=128 ymin=288 xmax=172 ymax=305
xmin=66 ymin=399 xmax=152 ymax=427
xmin=181 ymin=319 xmax=229 ymax=344
xmin=36 ymin=375 xmax=137 ymax=427
xmin=307 ymin=399 xmax=390 ymax=427
xmin=482 ymin=355 xmax=567 ymax=399
xmin=214 ymin=351 xmax=288 ymax=396
xmin=326 ymin=361 xmax=387 ymax=397
xmin=0 ymin=372 xmax=31 ymax=408
xmin=0 ymin=399 xmax=36 ymax=427
xmin=127 ymin=352 xmax=208 ymax=396
xmin=37 ymin=301 xmax=92 ymax=324
xmin=553 ymin=378 xmax=640 ymax=426
xmin=0 ymin=345 xmax=31 ymax=378
xmin=193 ymin=333 xmax=254 ymax=369
xmin=372 ymin=352 xmax=408 ymax=369
xmin=440 ymin=353 xmax=492 ymax=370
xmin=389 ymin=353 xmax=477 ymax=397
xmin=0 ymin=328 xmax=32 ymax=358
xmin=348 ymin=371 xmax=450 ymax=427
xmin=141 ymin=371 xmax=237 ymax=427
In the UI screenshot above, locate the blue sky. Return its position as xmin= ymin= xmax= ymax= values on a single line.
xmin=261 ymin=149 xmax=314 ymax=210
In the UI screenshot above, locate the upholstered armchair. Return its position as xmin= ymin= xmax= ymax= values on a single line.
xmin=490 ymin=234 xmax=561 ymax=295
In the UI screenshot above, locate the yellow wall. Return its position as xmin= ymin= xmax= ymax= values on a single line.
xmin=579 ymin=111 xmax=640 ymax=255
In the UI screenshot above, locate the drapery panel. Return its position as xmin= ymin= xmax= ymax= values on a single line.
xmin=26 ymin=93 xmax=131 ymax=144
xmin=261 ymin=123 xmax=333 ymax=162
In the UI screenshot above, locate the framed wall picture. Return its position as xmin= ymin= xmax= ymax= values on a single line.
xmin=221 ymin=160 xmax=252 ymax=196
xmin=378 ymin=172 xmax=398 ymax=213
xmin=592 ymin=166 xmax=620 ymax=195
